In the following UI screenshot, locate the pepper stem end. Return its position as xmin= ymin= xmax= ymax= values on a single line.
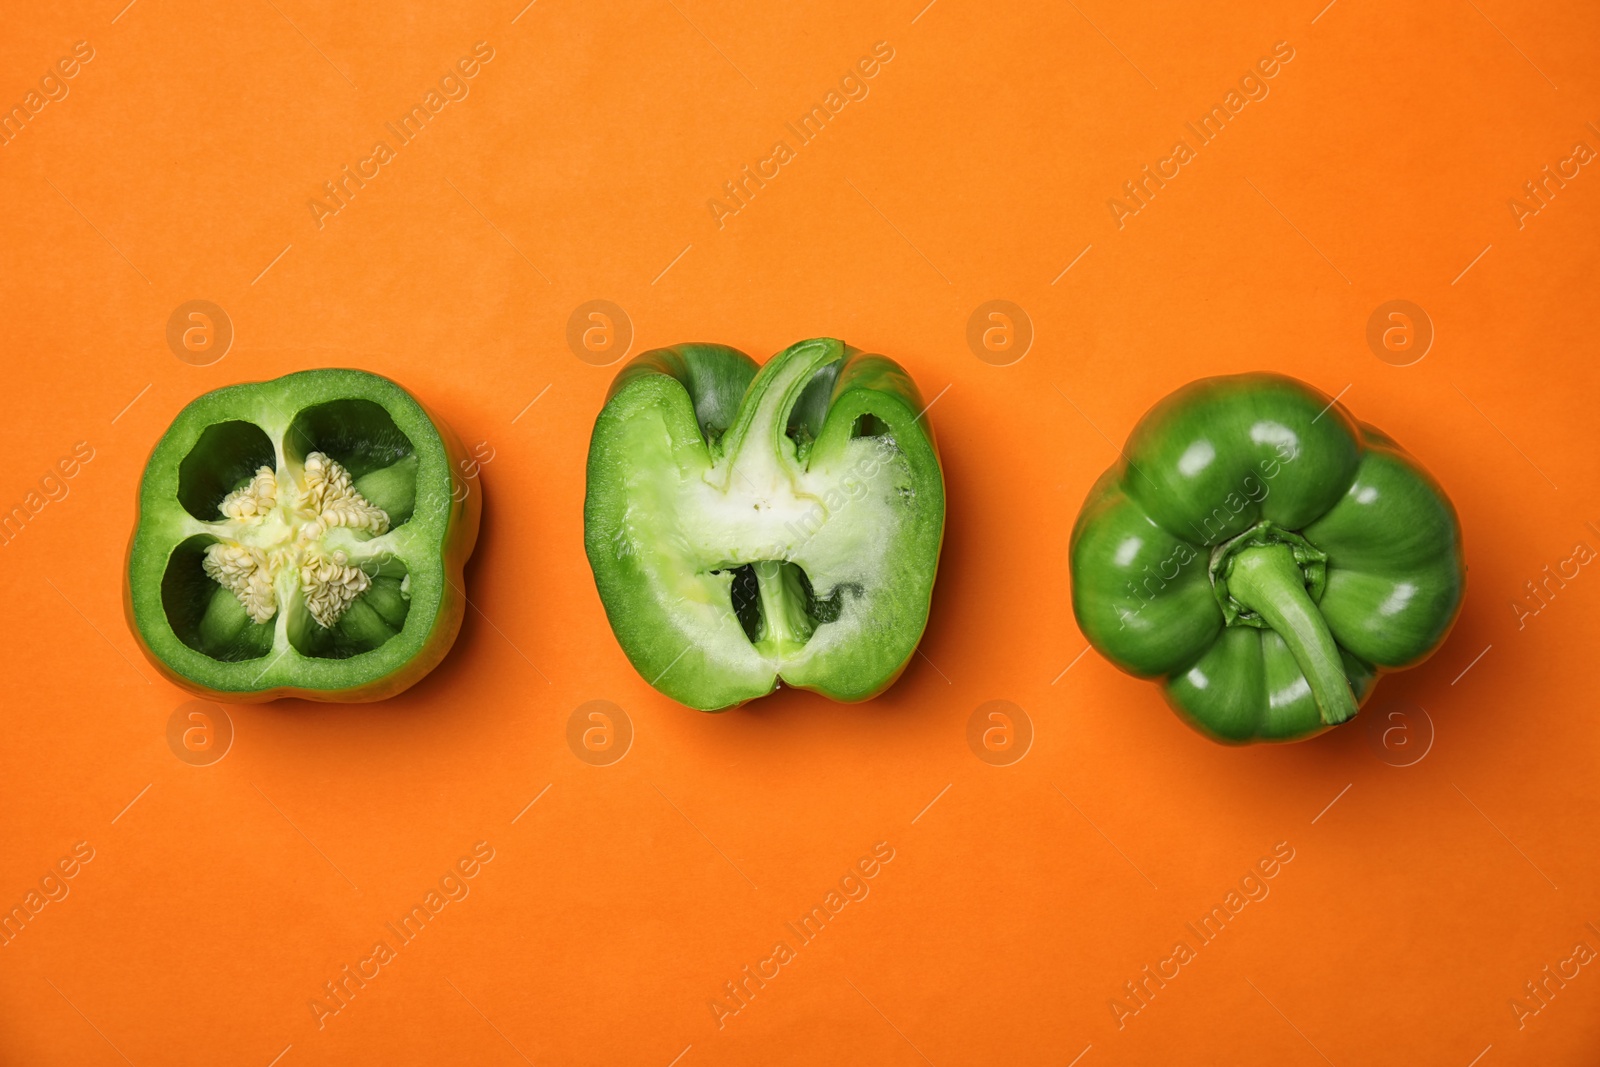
xmin=1224 ymin=543 xmax=1359 ymax=727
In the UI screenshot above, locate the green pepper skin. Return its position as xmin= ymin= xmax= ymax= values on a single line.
xmin=584 ymin=338 xmax=945 ymax=711
xmin=124 ymin=369 xmax=480 ymax=702
xmin=1069 ymin=373 xmax=1465 ymax=743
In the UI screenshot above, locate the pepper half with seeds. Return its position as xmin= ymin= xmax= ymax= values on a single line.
xmin=125 ymin=369 xmax=480 ymax=702
xmin=584 ymin=338 xmax=945 ymax=711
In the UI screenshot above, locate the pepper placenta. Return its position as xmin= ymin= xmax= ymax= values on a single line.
xmin=1070 ymin=373 xmax=1465 ymax=742
xmin=125 ymin=369 xmax=480 ymax=702
xmin=584 ymin=338 xmax=945 ymax=711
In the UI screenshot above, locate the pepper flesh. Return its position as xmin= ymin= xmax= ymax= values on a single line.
xmin=584 ymin=339 xmax=945 ymax=711
xmin=125 ymin=368 xmax=480 ymax=702
xmin=1069 ymin=373 xmax=1465 ymax=743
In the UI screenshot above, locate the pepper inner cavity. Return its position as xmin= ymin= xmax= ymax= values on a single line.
xmin=722 ymin=560 xmax=844 ymax=655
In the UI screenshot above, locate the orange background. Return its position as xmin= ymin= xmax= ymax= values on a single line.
xmin=3 ymin=0 xmax=1599 ymax=1063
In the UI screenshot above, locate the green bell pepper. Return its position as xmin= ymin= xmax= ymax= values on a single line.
xmin=584 ymin=338 xmax=945 ymax=711
xmin=125 ymin=369 xmax=480 ymax=702
xmin=1069 ymin=373 xmax=1465 ymax=743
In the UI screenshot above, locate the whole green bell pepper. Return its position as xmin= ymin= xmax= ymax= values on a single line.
xmin=1070 ymin=373 xmax=1465 ymax=742
xmin=125 ymin=369 xmax=481 ymax=702
xmin=584 ymin=338 xmax=945 ymax=711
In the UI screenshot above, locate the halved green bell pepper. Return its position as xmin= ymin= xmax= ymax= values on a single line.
xmin=125 ymin=369 xmax=480 ymax=702
xmin=1070 ymin=373 xmax=1465 ymax=743
xmin=584 ymin=338 xmax=945 ymax=711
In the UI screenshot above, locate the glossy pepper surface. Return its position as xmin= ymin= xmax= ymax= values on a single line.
xmin=1070 ymin=373 xmax=1465 ymax=742
xmin=125 ymin=369 xmax=480 ymax=702
xmin=584 ymin=338 xmax=945 ymax=711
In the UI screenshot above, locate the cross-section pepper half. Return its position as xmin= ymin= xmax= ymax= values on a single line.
xmin=125 ymin=369 xmax=481 ymax=702
xmin=584 ymin=339 xmax=945 ymax=711
xmin=1070 ymin=373 xmax=1465 ymax=742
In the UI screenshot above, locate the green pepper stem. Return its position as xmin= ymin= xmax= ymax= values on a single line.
xmin=1225 ymin=543 xmax=1358 ymax=726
